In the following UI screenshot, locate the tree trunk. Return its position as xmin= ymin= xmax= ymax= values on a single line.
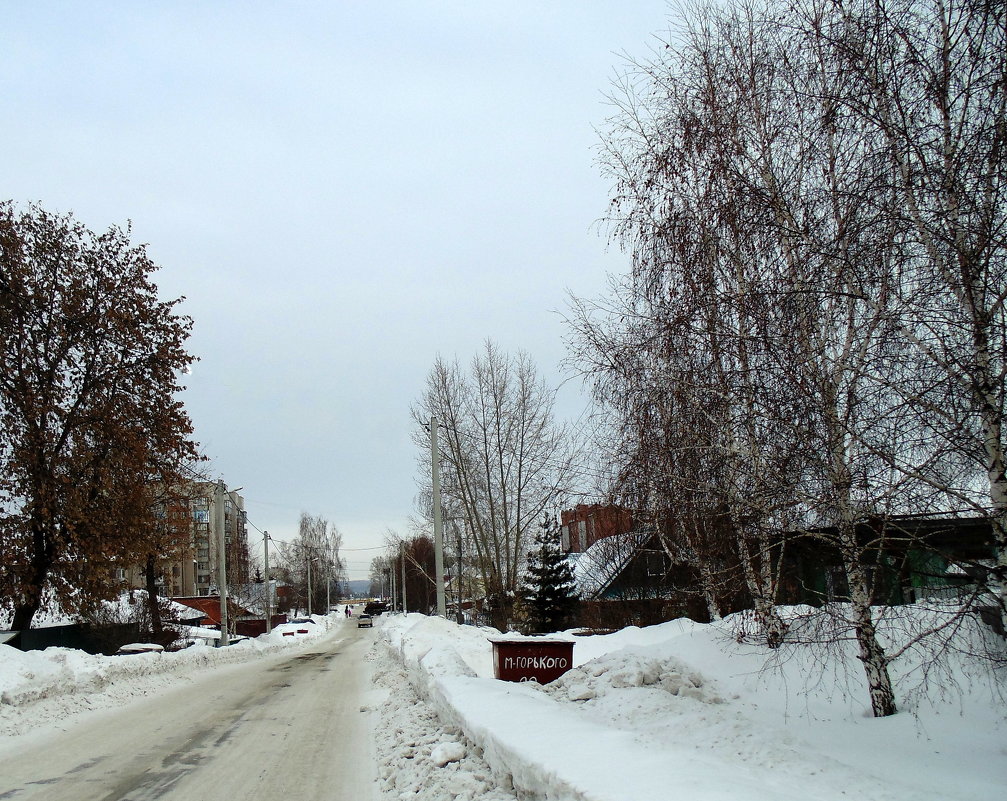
xmin=736 ymin=527 xmax=787 ymax=648
xmin=698 ymin=562 xmax=722 ymax=622
xmin=845 ymin=546 xmax=897 ymax=717
xmin=144 ymin=553 xmax=163 ymax=637
xmin=976 ymin=366 xmax=1007 ymax=632
xmin=11 ymin=601 xmax=41 ymax=632
xmin=10 ymin=542 xmax=50 ymax=630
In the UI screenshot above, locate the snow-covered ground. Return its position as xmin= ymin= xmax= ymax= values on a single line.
xmin=373 ymin=609 xmax=1006 ymax=801
xmin=1 ymin=606 xmax=1004 ymax=800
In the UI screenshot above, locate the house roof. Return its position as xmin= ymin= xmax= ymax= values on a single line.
xmin=573 ymin=531 xmax=650 ymax=599
xmin=171 ymin=596 xmax=255 ymax=625
xmin=794 ymin=514 xmax=996 ymax=562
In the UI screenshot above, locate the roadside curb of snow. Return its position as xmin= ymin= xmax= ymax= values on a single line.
xmin=368 ymin=640 xmax=520 ymax=801
xmin=377 ymin=616 xmax=597 ymax=800
xmin=428 ymin=675 xmax=780 ymax=801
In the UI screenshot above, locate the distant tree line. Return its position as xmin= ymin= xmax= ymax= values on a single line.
xmin=273 ymin=512 xmax=344 ymax=615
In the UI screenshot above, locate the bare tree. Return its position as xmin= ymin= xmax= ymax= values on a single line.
xmin=397 ymin=533 xmax=438 ymax=613
xmin=412 ymin=341 xmax=576 ymax=628
xmin=571 ymin=0 xmax=1006 ymax=716
xmin=818 ymin=0 xmax=1007 ymax=628
xmin=277 ymin=513 xmax=342 ymax=615
xmin=572 ymin=3 xmax=808 ymax=650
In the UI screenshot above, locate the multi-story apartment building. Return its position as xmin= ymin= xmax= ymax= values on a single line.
xmin=126 ymin=481 xmax=248 ymax=598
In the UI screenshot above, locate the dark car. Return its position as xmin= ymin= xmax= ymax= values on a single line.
xmin=363 ymin=602 xmax=388 ymax=616
xmin=357 ymin=614 xmax=373 ymax=628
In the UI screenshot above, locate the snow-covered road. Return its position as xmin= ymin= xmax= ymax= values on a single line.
xmin=0 ymin=624 xmax=378 ymax=801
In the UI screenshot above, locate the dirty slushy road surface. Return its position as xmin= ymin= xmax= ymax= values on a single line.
xmin=0 ymin=625 xmax=377 ymax=801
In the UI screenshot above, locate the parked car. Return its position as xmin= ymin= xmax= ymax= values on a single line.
xmin=116 ymin=643 xmax=164 ymax=655
xmin=363 ymin=602 xmax=388 ymax=616
xmin=357 ymin=614 xmax=373 ymax=628
xmin=289 ymin=617 xmax=316 ymax=624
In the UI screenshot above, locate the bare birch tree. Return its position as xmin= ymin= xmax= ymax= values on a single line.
xmin=814 ymin=0 xmax=1007 ymax=628
xmin=412 ymin=342 xmax=575 ymax=628
xmin=278 ymin=513 xmax=342 ymax=615
xmin=571 ymin=0 xmax=1007 ymax=716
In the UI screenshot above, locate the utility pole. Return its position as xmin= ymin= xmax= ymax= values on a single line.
xmin=263 ymin=531 xmax=272 ymax=634
xmin=455 ymin=520 xmax=464 ymax=624
xmin=215 ymin=480 xmax=229 ymax=647
xmin=307 ymin=551 xmax=312 ymax=617
xmin=400 ymin=540 xmax=407 ymax=614
xmin=431 ymin=416 xmax=446 ymax=617
xmin=391 ymin=558 xmax=397 ymax=612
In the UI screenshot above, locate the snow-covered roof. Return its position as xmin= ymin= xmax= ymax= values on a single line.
xmin=0 ymin=590 xmax=201 ymax=630
xmin=106 ymin=591 xmax=205 ymax=621
xmin=572 ymin=531 xmax=650 ymax=598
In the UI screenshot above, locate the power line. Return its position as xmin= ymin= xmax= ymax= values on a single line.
xmin=423 ymin=421 xmax=619 ymax=486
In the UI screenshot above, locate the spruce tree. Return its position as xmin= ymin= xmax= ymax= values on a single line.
xmin=521 ymin=515 xmax=579 ymax=634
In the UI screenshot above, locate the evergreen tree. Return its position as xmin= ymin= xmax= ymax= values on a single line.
xmin=521 ymin=515 xmax=579 ymax=634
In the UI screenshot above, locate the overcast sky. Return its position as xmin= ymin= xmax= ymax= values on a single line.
xmin=2 ymin=2 xmax=670 ymax=579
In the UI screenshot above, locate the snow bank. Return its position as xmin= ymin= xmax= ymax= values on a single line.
xmin=368 ymin=636 xmax=520 ymax=801
xmin=378 ymin=609 xmax=1007 ymax=801
xmin=380 ymin=612 xmax=496 ymax=699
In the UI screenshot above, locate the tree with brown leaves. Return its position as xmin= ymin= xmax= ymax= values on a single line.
xmin=0 ymin=202 xmax=200 ymax=630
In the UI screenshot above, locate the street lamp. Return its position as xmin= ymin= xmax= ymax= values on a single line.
xmin=215 ymin=481 xmax=243 ymax=646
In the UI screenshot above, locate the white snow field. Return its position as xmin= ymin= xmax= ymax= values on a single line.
xmin=374 ymin=608 xmax=1006 ymax=801
xmin=1 ymin=606 xmax=1004 ymax=800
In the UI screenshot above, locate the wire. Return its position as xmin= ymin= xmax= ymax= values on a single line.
xmin=424 ymin=422 xmax=618 ymax=486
